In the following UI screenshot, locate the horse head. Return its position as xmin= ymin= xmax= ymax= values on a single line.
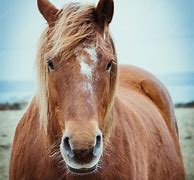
xmin=37 ymin=0 xmax=117 ymax=174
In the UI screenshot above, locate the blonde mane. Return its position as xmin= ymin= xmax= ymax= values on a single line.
xmin=35 ymin=3 xmax=107 ymax=128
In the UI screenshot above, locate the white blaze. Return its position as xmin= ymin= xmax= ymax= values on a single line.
xmin=80 ymin=59 xmax=92 ymax=79
xmin=76 ymin=47 xmax=98 ymax=96
xmin=85 ymin=47 xmax=97 ymax=63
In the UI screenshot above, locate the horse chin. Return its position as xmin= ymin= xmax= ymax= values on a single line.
xmin=67 ymin=164 xmax=97 ymax=175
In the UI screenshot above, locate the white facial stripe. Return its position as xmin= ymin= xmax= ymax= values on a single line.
xmin=85 ymin=47 xmax=97 ymax=63
xmin=80 ymin=59 xmax=92 ymax=79
xmin=75 ymin=46 xmax=98 ymax=97
xmin=82 ymin=82 xmax=93 ymax=95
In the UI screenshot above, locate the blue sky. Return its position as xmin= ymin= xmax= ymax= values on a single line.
xmin=0 ymin=0 xmax=194 ymax=81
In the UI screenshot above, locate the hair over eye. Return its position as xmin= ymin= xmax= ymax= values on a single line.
xmin=106 ymin=60 xmax=115 ymax=71
xmin=47 ymin=59 xmax=54 ymax=71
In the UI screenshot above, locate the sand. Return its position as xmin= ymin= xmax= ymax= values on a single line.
xmin=0 ymin=108 xmax=193 ymax=180
xmin=0 ymin=110 xmax=24 ymax=180
xmin=176 ymin=108 xmax=194 ymax=180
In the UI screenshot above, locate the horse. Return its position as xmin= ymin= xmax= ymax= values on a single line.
xmin=9 ymin=0 xmax=185 ymax=179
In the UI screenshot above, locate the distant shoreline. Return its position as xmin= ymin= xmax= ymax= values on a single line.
xmin=0 ymin=101 xmax=194 ymax=111
xmin=0 ymin=102 xmax=28 ymax=110
xmin=174 ymin=101 xmax=194 ymax=108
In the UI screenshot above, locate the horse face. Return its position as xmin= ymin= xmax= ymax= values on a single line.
xmin=47 ymin=40 xmax=116 ymax=173
xmin=38 ymin=0 xmax=115 ymax=174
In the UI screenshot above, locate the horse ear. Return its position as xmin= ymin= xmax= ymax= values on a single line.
xmin=95 ymin=0 xmax=114 ymax=26
xmin=37 ymin=0 xmax=59 ymax=26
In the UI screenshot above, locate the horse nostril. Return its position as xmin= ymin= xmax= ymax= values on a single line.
xmin=63 ymin=137 xmax=74 ymax=158
xmin=93 ymin=135 xmax=102 ymax=156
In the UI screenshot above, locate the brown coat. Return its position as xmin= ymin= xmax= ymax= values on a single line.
xmin=9 ymin=66 xmax=185 ymax=180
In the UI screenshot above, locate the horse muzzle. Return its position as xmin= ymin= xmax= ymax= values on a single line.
xmin=60 ymin=131 xmax=103 ymax=174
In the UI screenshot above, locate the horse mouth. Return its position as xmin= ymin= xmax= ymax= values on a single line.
xmin=68 ymin=164 xmax=97 ymax=174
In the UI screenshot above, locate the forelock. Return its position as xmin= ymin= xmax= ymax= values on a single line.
xmin=47 ymin=3 xmax=98 ymax=60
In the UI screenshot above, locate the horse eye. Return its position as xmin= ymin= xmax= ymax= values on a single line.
xmin=47 ymin=59 xmax=54 ymax=71
xmin=106 ymin=61 xmax=113 ymax=71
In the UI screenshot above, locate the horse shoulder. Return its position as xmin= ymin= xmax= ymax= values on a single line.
xmin=118 ymin=65 xmax=178 ymax=136
xmin=116 ymin=65 xmax=185 ymax=179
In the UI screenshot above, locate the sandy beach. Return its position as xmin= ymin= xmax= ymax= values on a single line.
xmin=0 ymin=108 xmax=194 ymax=180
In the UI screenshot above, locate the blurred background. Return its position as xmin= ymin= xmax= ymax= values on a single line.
xmin=0 ymin=0 xmax=193 ymax=179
